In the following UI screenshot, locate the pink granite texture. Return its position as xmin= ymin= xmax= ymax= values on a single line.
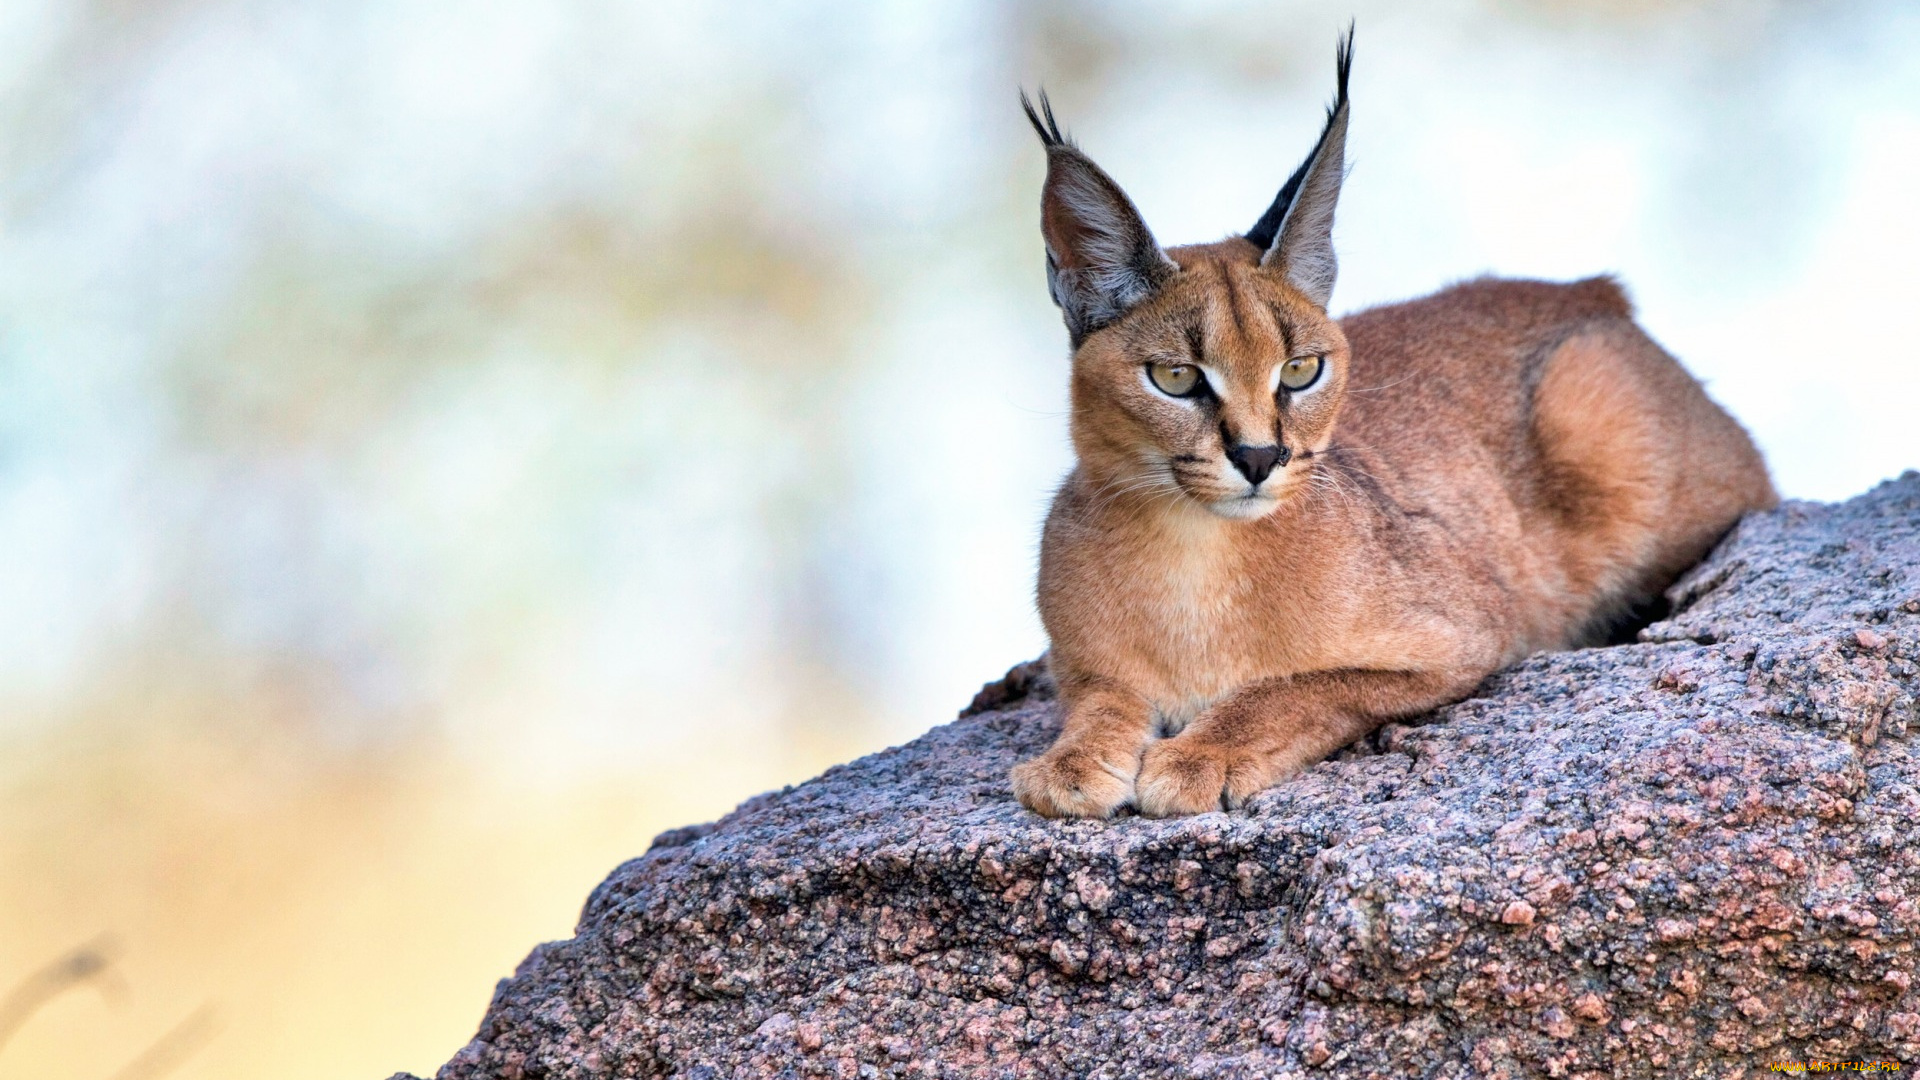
xmin=402 ymin=473 xmax=1920 ymax=1079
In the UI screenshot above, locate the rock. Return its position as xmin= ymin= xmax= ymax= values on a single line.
xmin=413 ymin=474 xmax=1920 ymax=1078
xmin=1499 ymin=900 xmax=1536 ymax=927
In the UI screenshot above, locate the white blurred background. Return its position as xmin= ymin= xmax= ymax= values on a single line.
xmin=1 ymin=2 xmax=1915 ymax=1078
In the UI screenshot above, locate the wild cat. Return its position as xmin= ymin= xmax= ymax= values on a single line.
xmin=1009 ymin=30 xmax=1776 ymax=819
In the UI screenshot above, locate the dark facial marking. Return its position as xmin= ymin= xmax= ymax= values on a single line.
xmin=1264 ymin=303 xmax=1295 ymax=357
xmin=1217 ymin=262 xmax=1251 ymax=342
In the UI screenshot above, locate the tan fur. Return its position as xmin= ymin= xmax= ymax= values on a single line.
xmin=1011 ymin=243 xmax=1776 ymax=818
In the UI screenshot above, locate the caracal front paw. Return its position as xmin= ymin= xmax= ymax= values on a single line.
xmin=1010 ymin=745 xmax=1137 ymax=819
xmin=1135 ymin=738 xmax=1273 ymax=817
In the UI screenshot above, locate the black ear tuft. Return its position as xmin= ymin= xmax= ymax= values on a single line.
xmin=1020 ymin=88 xmax=1071 ymax=150
xmin=1245 ymin=24 xmax=1353 ymax=253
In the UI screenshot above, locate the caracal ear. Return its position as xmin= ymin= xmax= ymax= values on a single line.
xmin=1022 ymin=90 xmax=1178 ymax=347
xmin=1247 ymin=26 xmax=1353 ymax=310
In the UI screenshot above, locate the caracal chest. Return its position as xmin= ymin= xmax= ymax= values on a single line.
xmin=1098 ymin=523 xmax=1313 ymax=728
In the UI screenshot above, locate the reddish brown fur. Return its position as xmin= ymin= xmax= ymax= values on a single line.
xmin=1012 ymin=241 xmax=1775 ymax=818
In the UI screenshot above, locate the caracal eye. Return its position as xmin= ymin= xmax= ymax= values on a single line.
xmin=1278 ymin=355 xmax=1324 ymax=392
xmin=1148 ymin=362 xmax=1204 ymax=398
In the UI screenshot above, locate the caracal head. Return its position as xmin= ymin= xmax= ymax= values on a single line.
xmin=1024 ymin=28 xmax=1354 ymax=521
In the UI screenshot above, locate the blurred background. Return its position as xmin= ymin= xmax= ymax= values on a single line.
xmin=1 ymin=0 xmax=1915 ymax=1077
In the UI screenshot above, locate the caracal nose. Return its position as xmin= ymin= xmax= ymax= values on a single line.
xmin=1226 ymin=443 xmax=1288 ymax=486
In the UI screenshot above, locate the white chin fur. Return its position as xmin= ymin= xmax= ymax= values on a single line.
xmin=1205 ymin=494 xmax=1279 ymax=520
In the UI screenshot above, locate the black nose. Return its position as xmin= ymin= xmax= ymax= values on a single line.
xmin=1226 ymin=443 xmax=1289 ymax=486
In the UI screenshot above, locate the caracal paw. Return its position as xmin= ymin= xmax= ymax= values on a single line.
xmin=1011 ymin=747 xmax=1136 ymax=819
xmin=1135 ymin=739 xmax=1271 ymax=817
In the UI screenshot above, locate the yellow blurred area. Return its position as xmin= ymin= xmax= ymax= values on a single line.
xmin=1 ymin=672 xmax=873 ymax=1079
xmin=1 ymin=2 xmax=1915 ymax=1078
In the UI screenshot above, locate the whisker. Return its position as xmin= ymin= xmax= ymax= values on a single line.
xmin=1085 ymin=466 xmax=1194 ymax=511
xmin=1322 ymin=460 xmax=1385 ymax=483
xmin=1313 ymin=449 xmax=1388 ymax=485
xmin=1342 ymin=372 xmax=1418 ymax=395
xmin=1312 ymin=464 xmax=1368 ymax=513
xmin=1307 ymin=473 xmax=1357 ymax=514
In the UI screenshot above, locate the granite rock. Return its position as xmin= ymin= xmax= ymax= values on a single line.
xmin=411 ymin=473 xmax=1920 ymax=1079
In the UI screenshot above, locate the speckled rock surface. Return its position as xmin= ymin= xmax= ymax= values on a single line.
xmin=413 ymin=474 xmax=1920 ymax=1079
